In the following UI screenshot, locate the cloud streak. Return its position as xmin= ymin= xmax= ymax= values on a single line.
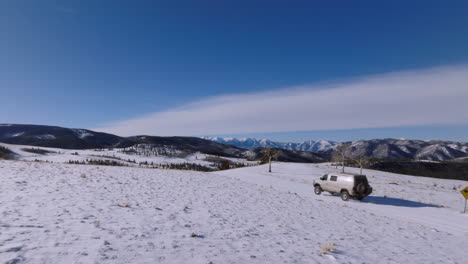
xmin=95 ymin=65 xmax=468 ymax=137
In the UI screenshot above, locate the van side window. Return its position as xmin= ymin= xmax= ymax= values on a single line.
xmin=321 ymin=174 xmax=328 ymax=181
xmin=330 ymin=176 xmax=338 ymax=181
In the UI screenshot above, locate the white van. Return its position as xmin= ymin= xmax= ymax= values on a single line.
xmin=313 ymin=173 xmax=372 ymax=201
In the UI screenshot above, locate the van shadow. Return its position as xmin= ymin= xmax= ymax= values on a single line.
xmin=363 ymin=196 xmax=442 ymax=208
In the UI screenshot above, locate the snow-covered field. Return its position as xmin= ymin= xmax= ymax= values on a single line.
xmin=1 ymin=152 xmax=468 ymax=263
xmin=0 ymin=143 xmax=255 ymax=169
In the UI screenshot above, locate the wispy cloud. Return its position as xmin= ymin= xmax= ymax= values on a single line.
xmin=95 ymin=65 xmax=468 ymax=137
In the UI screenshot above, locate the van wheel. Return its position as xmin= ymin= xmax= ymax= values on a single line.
xmin=340 ymin=191 xmax=350 ymax=201
xmin=314 ymin=186 xmax=322 ymax=195
xmin=356 ymin=195 xmax=364 ymax=201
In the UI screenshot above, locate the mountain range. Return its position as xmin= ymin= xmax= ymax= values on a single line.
xmin=0 ymin=124 xmax=328 ymax=163
xmin=204 ymin=137 xmax=468 ymax=161
xmin=202 ymin=137 xmax=337 ymax=152
xmin=0 ymin=124 xmax=243 ymax=157
xmin=1 ymin=124 xmax=467 ymax=162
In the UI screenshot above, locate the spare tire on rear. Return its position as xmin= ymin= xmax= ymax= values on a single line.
xmin=356 ymin=183 xmax=366 ymax=194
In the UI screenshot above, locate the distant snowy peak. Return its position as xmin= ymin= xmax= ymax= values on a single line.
xmin=204 ymin=137 xmax=468 ymax=161
xmin=416 ymin=144 xmax=467 ymax=161
xmin=202 ymin=137 xmax=337 ymax=153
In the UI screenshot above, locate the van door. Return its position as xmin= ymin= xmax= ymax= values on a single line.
xmin=329 ymin=175 xmax=339 ymax=192
xmin=320 ymin=174 xmax=329 ymax=190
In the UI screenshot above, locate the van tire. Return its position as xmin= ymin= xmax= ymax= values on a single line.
xmin=314 ymin=185 xmax=322 ymax=195
xmin=340 ymin=190 xmax=350 ymax=201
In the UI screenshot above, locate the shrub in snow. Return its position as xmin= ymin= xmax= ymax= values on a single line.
xmin=119 ymin=203 xmax=130 ymax=208
xmin=319 ymin=242 xmax=336 ymax=255
xmin=21 ymin=148 xmax=55 ymax=155
xmin=0 ymin=146 xmax=13 ymax=160
xmin=218 ymin=160 xmax=230 ymax=170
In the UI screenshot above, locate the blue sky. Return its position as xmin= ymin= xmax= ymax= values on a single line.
xmin=1 ymin=0 xmax=468 ymax=142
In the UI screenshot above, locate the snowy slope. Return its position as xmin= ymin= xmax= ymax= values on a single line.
xmin=0 ymin=142 xmax=255 ymax=169
xmin=1 ymin=159 xmax=467 ymax=263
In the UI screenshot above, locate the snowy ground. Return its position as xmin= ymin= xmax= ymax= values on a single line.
xmin=1 ymin=159 xmax=468 ymax=263
xmin=0 ymin=143 xmax=255 ymax=169
xmin=217 ymin=162 xmax=468 ymax=233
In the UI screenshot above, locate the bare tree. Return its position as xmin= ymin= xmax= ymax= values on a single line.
xmin=334 ymin=143 xmax=350 ymax=173
xmin=349 ymin=150 xmax=368 ymax=175
xmin=261 ymin=148 xmax=279 ymax=173
xmin=331 ymin=151 xmax=341 ymax=169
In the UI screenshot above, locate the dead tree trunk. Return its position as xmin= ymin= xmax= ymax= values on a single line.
xmin=341 ymin=152 xmax=345 ymax=173
xmin=268 ymin=156 xmax=272 ymax=173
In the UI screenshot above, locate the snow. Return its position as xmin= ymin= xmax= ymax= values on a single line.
xmin=1 ymin=146 xmax=468 ymax=263
xmin=73 ymin=129 xmax=94 ymax=139
xmin=205 ymin=137 xmax=338 ymax=153
xmin=397 ymin=145 xmax=411 ymax=154
xmin=416 ymin=145 xmax=448 ymax=160
xmin=1 ymin=132 xmax=25 ymax=138
xmin=449 ymin=144 xmax=468 ymax=154
xmin=216 ymin=163 xmax=468 ymax=234
xmin=0 ymin=143 xmax=255 ymax=169
xmin=35 ymin=134 xmax=56 ymax=140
